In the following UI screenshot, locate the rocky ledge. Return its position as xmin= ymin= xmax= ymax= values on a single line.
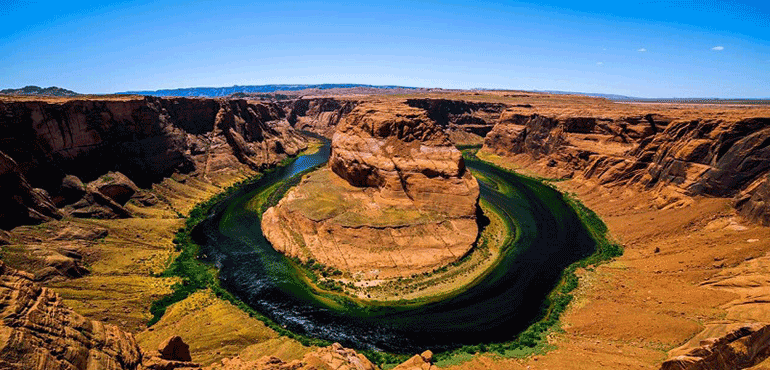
xmin=262 ymin=101 xmax=480 ymax=279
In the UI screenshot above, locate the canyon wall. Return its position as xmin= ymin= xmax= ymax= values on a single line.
xmin=284 ymin=98 xmax=359 ymax=137
xmin=405 ymin=98 xmax=506 ymax=144
xmin=0 ymin=97 xmax=307 ymax=229
xmin=482 ymin=111 xmax=770 ymax=221
xmin=284 ymin=97 xmax=506 ymax=145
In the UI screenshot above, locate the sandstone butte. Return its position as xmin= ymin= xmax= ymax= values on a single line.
xmin=262 ymin=101 xmax=480 ymax=279
xmin=1 ymin=91 xmax=770 ymax=370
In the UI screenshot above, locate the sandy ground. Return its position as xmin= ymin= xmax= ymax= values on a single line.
xmin=450 ymin=154 xmax=770 ymax=370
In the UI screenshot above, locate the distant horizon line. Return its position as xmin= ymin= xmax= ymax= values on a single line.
xmin=2 ymin=83 xmax=769 ymax=101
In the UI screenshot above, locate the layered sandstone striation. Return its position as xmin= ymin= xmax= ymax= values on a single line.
xmin=0 ymin=260 xmax=144 ymax=370
xmin=405 ymin=98 xmax=506 ymax=145
xmin=285 ymin=98 xmax=359 ymax=137
xmin=0 ymin=96 xmax=307 ymax=229
xmin=262 ymin=101 xmax=480 ymax=278
xmin=482 ymin=108 xmax=770 ymax=212
xmin=0 ymin=258 xmax=379 ymax=370
xmin=282 ymin=97 xmax=505 ymax=145
xmin=660 ymin=323 xmax=770 ymax=370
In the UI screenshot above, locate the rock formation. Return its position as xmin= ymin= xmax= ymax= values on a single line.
xmin=282 ymin=97 xmax=505 ymax=145
xmin=0 ymin=150 xmax=62 ymax=229
xmin=0 ymin=260 xmax=143 ymax=369
xmin=285 ymin=98 xmax=358 ymax=137
xmin=482 ymin=111 xmax=770 ymax=211
xmin=262 ymin=101 xmax=480 ymax=278
xmin=659 ymin=323 xmax=770 ymax=370
xmin=207 ymin=343 xmax=376 ymax=370
xmin=405 ymin=98 xmax=506 ymax=145
xmin=391 ymin=350 xmax=435 ymax=370
xmin=0 ymin=97 xmax=308 ymax=229
xmin=735 ymin=175 xmax=770 ymax=226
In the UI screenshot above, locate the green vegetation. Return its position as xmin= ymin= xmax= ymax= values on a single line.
xmin=428 ymin=150 xmax=623 ymax=366
xmin=148 ymin=145 xmax=622 ymax=369
xmin=455 ymin=143 xmax=484 ymax=151
xmin=147 ymin=157 xmax=333 ymax=349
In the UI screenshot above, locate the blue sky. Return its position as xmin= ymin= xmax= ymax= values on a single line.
xmin=1 ymin=0 xmax=768 ymax=97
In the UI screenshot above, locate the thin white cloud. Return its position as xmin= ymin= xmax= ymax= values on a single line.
xmin=712 ymin=46 xmax=724 ymax=51
xmin=638 ymin=48 xmax=647 ymax=52
xmin=596 ymin=62 xmax=603 ymax=66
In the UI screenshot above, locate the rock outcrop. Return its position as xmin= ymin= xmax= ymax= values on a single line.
xmin=405 ymin=98 xmax=506 ymax=145
xmin=660 ymin=323 xmax=770 ymax=370
xmin=0 ymin=150 xmax=62 ymax=229
xmin=392 ymin=350 xmax=435 ymax=370
xmin=207 ymin=343 xmax=376 ymax=370
xmin=0 ymin=97 xmax=308 ymax=229
xmin=0 ymin=260 xmax=144 ymax=369
xmin=735 ymin=174 xmax=770 ymax=226
xmin=263 ymin=101 xmax=480 ymax=278
xmin=285 ymin=98 xmax=358 ymax=137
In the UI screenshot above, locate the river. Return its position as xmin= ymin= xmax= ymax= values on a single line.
xmin=195 ymin=141 xmax=596 ymax=353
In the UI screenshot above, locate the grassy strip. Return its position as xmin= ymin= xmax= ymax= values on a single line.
xmin=148 ymin=175 xmax=263 ymax=326
xmin=455 ymin=143 xmax=484 ymax=151
xmin=148 ymin=146 xmax=622 ymax=368
xmin=147 ymin=158 xmax=333 ymax=349
xmin=431 ymin=151 xmax=624 ymax=366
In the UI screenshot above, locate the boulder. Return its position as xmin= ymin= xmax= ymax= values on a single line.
xmin=158 ymin=336 xmax=193 ymax=362
xmin=392 ymin=350 xmax=435 ymax=370
xmin=89 ymin=171 xmax=139 ymax=205
xmin=52 ymin=174 xmax=87 ymax=206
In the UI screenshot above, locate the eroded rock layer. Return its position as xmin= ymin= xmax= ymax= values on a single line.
xmin=262 ymin=101 xmax=479 ymax=278
xmin=482 ymin=111 xmax=770 ymax=212
xmin=0 ymin=260 xmax=143 ymax=370
xmin=0 ymin=97 xmax=307 ymax=229
xmin=285 ymin=98 xmax=359 ymax=137
xmin=405 ymin=98 xmax=506 ymax=145
xmin=660 ymin=323 xmax=770 ymax=370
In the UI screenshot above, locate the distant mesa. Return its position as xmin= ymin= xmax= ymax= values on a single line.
xmin=120 ymin=83 xmax=421 ymax=98
xmin=262 ymin=101 xmax=480 ymax=279
xmin=0 ymin=85 xmax=80 ymax=97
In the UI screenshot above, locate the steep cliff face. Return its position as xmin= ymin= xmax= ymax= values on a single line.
xmin=283 ymin=97 xmax=507 ymax=145
xmin=0 ymin=261 xmax=144 ymax=370
xmin=482 ymin=111 xmax=770 ymax=211
xmin=0 ymin=97 xmax=307 ymax=229
xmin=405 ymin=98 xmax=506 ymax=145
xmin=284 ymin=98 xmax=358 ymax=137
xmin=262 ymin=101 xmax=480 ymax=279
xmin=735 ymin=174 xmax=770 ymax=226
xmin=0 ymin=151 xmax=62 ymax=229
